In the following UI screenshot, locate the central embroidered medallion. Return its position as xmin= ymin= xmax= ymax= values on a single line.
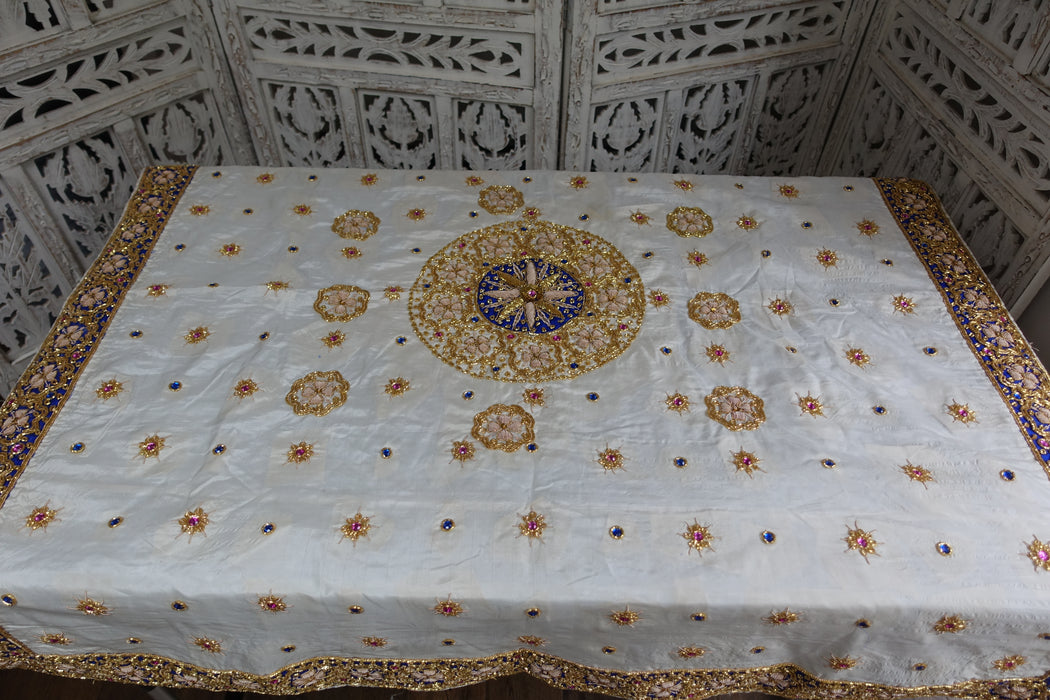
xmin=410 ymin=220 xmax=645 ymax=381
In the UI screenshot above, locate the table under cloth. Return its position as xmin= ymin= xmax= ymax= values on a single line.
xmin=1 ymin=166 xmax=1049 ymax=699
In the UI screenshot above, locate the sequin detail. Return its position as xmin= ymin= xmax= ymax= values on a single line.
xmin=946 ymin=401 xmax=977 ymax=424
xmin=706 ymin=344 xmax=730 ymax=364
xmin=665 ymin=392 xmax=690 ymax=413
xmin=764 ymin=610 xmax=799 ymax=625
xmin=597 ymin=447 xmax=625 ymax=472
xmin=138 ymin=435 xmax=166 ymax=459
xmin=688 ymin=292 xmax=741 ymax=329
xmin=705 ymin=386 xmax=765 ymax=431
xmin=285 ymin=371 xmax=350 ymax=416
xmin=286 ymin=442 xmax=313 ymax=464
xmin=736 ymin=215 xmax=759 ymax=231
xmin=478 ymin=185 xmax=524 ymax=215
xmin=666 ymin=206 xmax=713 ymax=237
xmin=332 ymin=210 xmax=380 ymax=240
xmin=732 ymin=449 xmax=762 ymax=476
xmin=844 ymin=523 xmax=878 ymax=562
xmin=178 ymin=507 xmax=209 ymax=538
xmin=184 ymin=327 xmax=209 ymax=344
xmin=471 ymin=404 xmax=535 ymax=452
xmin=96 ymin=378 xmax=124 ymax=400
xmin=75 ymin=598 xmax=109 ymax=616
xmin=933 ymin=615 xmax=968 ymax=634
xmin=258 ymin=594 xmax=287 ymax=613
xmin=340 ymin=513 xmax=372 ymax=543
xmin=434 ymin=597 xmax=464 ymax=616
xmin=518 ymin=510 xmax=547 ymax=539
xmin=682 ymin=521 xmax=714 ymax=556
xmin=450 ymin=440 xmax=475 ymax=463
xmin=610 ymin=607 xmax=640 ymax=626
xmin=314 ymin=285 xmax=370 ymax=322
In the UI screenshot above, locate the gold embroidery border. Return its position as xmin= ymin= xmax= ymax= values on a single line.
xmin=0 ymin=623 xmax=1043 ymax=698
xmin=0 ymin=165 xmax=197 ymax=510
xmin=876 ymin=178 xmax=1050 ymax=476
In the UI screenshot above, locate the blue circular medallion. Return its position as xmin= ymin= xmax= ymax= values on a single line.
xmin=477 ymin=259 xmax=584 ymax=334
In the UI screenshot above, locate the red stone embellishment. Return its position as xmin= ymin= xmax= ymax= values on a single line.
xmin=844 ymin=523 xmax=878 ymax=562
xmin=764 ymin=609 xmax=799 ymax=625
xmin=266 ymin=281 xmax=290 ymax=293
xmin=518 ymin=635 xmax=546 ymax=647
xmin=257 ymin=594 xmax=287 ymax=613
xmin=232 ymin=378 xmax=259 ymax=399
xmin=569 ymin=175 xmax=589 ymax=189
xmin=597 ymin=446 xmax=626 ymax=471
xmin=184 ymin=326 xmax=209 ymax=344
xmin=292 ymin=204 xmax=312 ymax=216
xmin=138 ymin=434 xmax=166 ymax=459
xmin=629 ymin=211 xmax=650 ymax=225
xmin=406 ymin=208 xmax=426 ymax=221
xmin=778 ymin=184 xmax=799 ymax=198
xmin=322 ymin=330 xmax=345 ymax=348
xmin=681 ymin=521 xmax=714 ymax=556
xmin=75 ymin=597 xmax=109 ymax=616
xmin=827 ymin=655 xmax=858 ymax=670
xmin=434 ymin=597 xmax=464 ymax=616
xmin=384 ymin=286 xmax=403 ymax=301
xmin=256 ymin=173 xmax=274 ymax=184
xmin=767 ymin=298 xmax=792 ymax=316
xmin=40 ymin=632 xmax=71 ymax=645
xmin=361 ymin=173 xmax=378 ymax=186
xmin=450 ymin=440 xmax=476 ymax=463
xmin=673 ymin=179 xmax=694 ymax=191
xmin=932 ymin=615 xmax=968 ymax=634
xmin=856 ymin=219 xmax=879 ymax=236
xmin=522 ymin=388 xmax=545 ymax=406
xmin=286 ymin=442 xmax=313 ymax=464
xmin=687 ymin=250 xmax=708 ymax=268
xmin=25 ymin=501 xmax=59 ymax=531
xmin=678 ymin=646 xmax=705 ymax=658
xmin=342 ymin=246 xmax=362 ymax=259
xmin=732 ymin=449 xmax=762 ymax=477
xmin=609 ymin=606 xmax=641 ymax=626
xmin=465 ymin=175 xmax=484 ymax=186
xmin=649 ymin=290 xmax=670 ymax=307
xmin=96 ymin=378 xmax=124 ymax=400
xmin=816 ymin=249 xmax=838 ymax=268
xmin=706 ymin=344 xmax=730 ymax=364
xmin=519 ymin=510 xmax=547 ymax=539
xmin=147 ymin=284 xmax=169 ymax=297
xmin=219 ymin=243 xmax=240 ymax=256
xmin=522 ymin=206 xmax=541 ymax=219
xmin=736 ymin=215 xmax=759 ymax=231
xmin=385 ymin=377 xmax=410 ymax=396
xmin=194 ymin=636 xmax=222 ymax=653
xmin=361 ymin=636 xmax=387 ymax=648
xmin=900 ymin=462 xmax=934 ymax=487
xmin=946 ymin=401 xmax=977 ymax=424
xmin=190 ymin=204 xmax=210 ymax=216
xmin=846 ymin=347 xmax=870 ymax=367
xmin=340 ymin=512 xmax=372 ymax=543
xmin=893 ymin=294 xmax=916 ymax=314
xmin=797 ymin=393 xmax=823 ymax=417
xmin=993 ymin=655 xmax=1026 ymax=671
xmin=179 ymin=507 xmax=209 ymax=538
xmin=665 ymin=392 xmax=690 ymax=413
xmin=1025 ymin=536 xmax=1050 ymax=572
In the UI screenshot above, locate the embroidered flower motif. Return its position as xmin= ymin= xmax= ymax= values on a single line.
xmin=596 ymin=446 xmax=625 ymax=471
xmin=816 ymin=249 xmax=837 ymax=267
xmin=1025 ymin=536 xmax=1050 ymax=571
xmin=609 ymin=606 xmax=640 ymax=626
xmin=767 ymin=298 xmax=792 ymax=316
xmin=517 ymin=635 xmax=546 ymax=647
xmin=292 ymin=204 xmax=312 ymax=216
xmin=428 ymin=294 xmax=466 ymax=321
xmin=856 ymin=219 xmax=879 ymax=236
xmin=938 ymin=252 xmax=969 ymax=275
xmin=138 ymin=435 xmax=166 ymax=459
xmin=340 ymin=512 xmax=371 ymax=543
xmin=25 ymin=505 xmax=58 ymax=530
xmin=290 ymin=668 xmax=325 ymax=688
xmin=673 ymin=179 xmax=693 ymax=191
xmin=406 ymin=208 xmax=426 ymax=221
xmin=151 ymin=168 xmax=178 ymax=185
xmin=361 ymin=636 xmax=387 ymax=648
xmin=465 ymin=175 xmax=484 ymax=186
xmin=756 ymin=672 xmax=792 ymax=690
xmin=687 ymin=250 xmax=708 ymax=267
xmin=190 ymin=204 xmax=210 ymax=216
xmin=342 ymin=246 xmax=362 ymax=259
xmin=1 ymin=407 xmax=31 ymax=440
xmin=591 ymin=286 xmax=629 ymax=314
xmin=522 ymin=388 xmax=545 ymax=406
xmin=96 ymin=379 xmax=124 ymax=400
xmin=666 ymin=206 xmax=713 ymax=237
xmin=40 ymin=632 xmax=71 ymax=645
xmin=665 ymin=392 xmax=690 ymax=413
xmin=232 ymin=378 xmax=258 ymax=399
xmin=184 ymin=326 xmax=209 ymax=344
xmin=314 ymin=285 xmax=370 ymax=322
xmin=28 ymin=363 xmax=59 ymax=391
xmin=73 ymin=285 xmax=107 ymax=310
xmin=946 ymin=401 xmax=977 ymax=424
xmin=844 ymin=523 xmax=878 ymax=562
xmin=332 ymin=210 xmax=380 ymax=240
xmin=518 ymin=510 xmax=550 ymax=541
xmin=471 ymin=404 xmax=535 ymax=452
xmin=827 ymin=655 xmax=858 ymax=670
xmin=900 ymin=462 xmax=934 ymax=486
xmin=285 ymin=370 xmax=350 ymax=416
xmin=649 ymin=289 xmax=670 ymax=307
xmin=146 ymin=284 xmax=168 ymax=298
xmin=321 ymin=330 xmax=345 ymax=348
xmin=736 ymin=215 xmax=759 ymax=231
xmin=980 ymin=320 xmax=1016 ymax=349
xmin=530 ymin=230 xmax=563 ymax=254
xmin=576 ymin=251 xmax=611 ymax=278
xmin=219 ymin=243 xmax=240 ymax=256
xmin=460 ymin=333 xmax=492 ymax=357
xmin=383 ymin=285 xmax=403 ymax=301
xmin=933 ymin=614 xmax=968 ymax=634
xmin=434 ymin=597 xmax=464 ymax=616
xmin=764 ymin=609 xmax=799 ymax=625
xmin=706 ymin=344 xmax=730 ymax=364
xmin=75 ymin=597 xmax=109 ymax=615
xmin=517 ymin=343 xmax=555 ymax=370
xmin=677 ymin=646 xmax=705 ymax=658
xmin=682 ymin=521 xmax=713 ymax=555
xmin=361 ymin=173 xmax=378 ymax=186
xmin=179 ymin=507 xmax=209 ymax=538
xmin=797 ymin=394 xmax=823 ymax=416
xmin=256 ymin=173 xmax=274 ymax=184
xmin=100 ymin=253 xmax=129 ymax=275
xmin=287 ymin=442 xmax=313 ymax=464
xmin=629 ymin=211 xmax=650 ymax=225
xmin=732 ymin=449 xmax=762 ymax=477
xmin=193 ymin=637 xmax=222 ymax=653
xmin=385 ymin=377 xmax=410 ymax=396
xmin=846 ymin=347 xmax=870 ymax=367
xmin=994 ymin=655 xmax=1027 ymax=671
xmin=688 ymin=292 xmax=741 ymax=329
xmin=573 ymin=325 xmax=609 ymax=352
xmin=257 ymin=594 xmax=286 ymax=613
xmin=1003 ymin=363 xmax=1041 ymax=390
xmin=478 ymin=185 xmax=524 ymax=215
xmin=478 ymin=233 xmax=516 ymax=259
xmin=893 ymin=294 xmax=916 ymax=314
xmin=705 ymin=386 xmax=765 ymax=431
xmin=410 ymin=669 xmax=444 ymax=685
xmin=569 ymin=175 xmax=588 ymax=189
xmin=778 ymin=184 xmax=799 ymax=198
xmin=450 ymin=440 xmax=475 ymax=463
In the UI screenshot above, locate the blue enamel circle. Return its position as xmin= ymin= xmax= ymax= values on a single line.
xmin=477 ymin=259 xmax=585 ymax=334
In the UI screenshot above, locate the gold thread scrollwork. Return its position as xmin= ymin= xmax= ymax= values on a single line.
xmin=666 ymin=206 xmax=714 ymax=238
xmin=331 ymin=210 xmax=380 ymax=240
xmin=285 ymin=371 xmax=349 ymax=416
xmin=471 ymin=404 xmax=535 ymax=452
xmin=688 ymin=292 xmax=741 ymax=329
xmin=704 ymin=386 xmax=765 ymax=431
xmin=314 ymin=285 xmax=370 ymax=322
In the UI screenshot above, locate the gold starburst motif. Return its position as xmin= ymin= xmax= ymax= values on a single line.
xmin=856 ymin=219 xmax=879 ymax=236
xmin=816 ymin=249 xmax=838 ymax=267
xmin=827 ymin=655 xmax=858 ymax=670
xmin=686 ymin=250 xmax=708 ymax=267
xmin=219 ymin=243 xmax=240 ymax=256
xmin=184 ymin=326 xmax=209 ymax=344
xmin=266 ymin=280 xmax=289 ymax=293
xmin=569 ymin=175 xmax=588 ymax=189
xmin=678 ymin=646 xmax=705 ymax=658
xmin=797 ymin=394 xmax=824 ymax=417
xmin=673 ymin=179 xmax=694 ymax=191
xmin=385 ymin=377 xmax=410 ymax=396
xmin=257 ymin=594 xmax=287 ymax=613
xmin=629 ymin=211 xmax=650 ymax=225
xmin=843 ymin=523 xmax=878 ymax=562
xmin=946 ymin=401 xmax=977 ymax=424
xmin=450 ymin=440 xmax=475 ymax=463
xmin=596 ymin=447 xmax=625 ymax=471
xmin=361 ymin=636 xmax=387 ymax=648
xmin=845 ymin=347 xmax=870 ymax=367
xmin=900 ymin=462 xmax=934 ymax=487
xmin=767 ymin=298 xmax=792 ymax=316
xmin=1025 ymin=536 xmax=1050 ymax=571
xmin=665 ymin=392 xmax=690 ymax=413
xmin=522 ymin=388 xmax=545 ymax=406
xmin=75 ymin=598 xmax=109 ymax=616
xmin=321 ymin=330 xmax=345 ymax=348
xmin=778 ymin=184 xmax=799 ymax=198
xmin=96 ymin=379 xmax=123 ymax=400
xmin=706 ymin=344 xmax=731 ymax=364
xmin=681 ymin=521 xmax=714 ymax=556
xmin=138 ymin=434 xmax=166 ymax=459
xmin=892 ymin=294 xmax=916 ymax=313
xmin=292 ymin=204 xmax=312 ymax=216
xmin=256 ymin=173 xmax=274 ymax=184
xmin=517 ymin=635 xmax=546 ymax=647
xmin=764 ymin=609 xmax=799 ymax=625
xmin=286 ymin=442 xmax=313 ymax=464
xmin=342 ymin=246 xmax=362 ymax=259
xmin=361 ymin=173 xmax=378 ymax=186
xmin=736 ymin=215 xmax=759 ymax=230
xmin=147 ymin=283 xmax=168 ymax=297
xmin=993 ymin=655 xmax=1026 ymax=671
xmin=610 ymin=606 xmax=641 ymax=626
xmin=194 ymin=637 xmax=222 ymax=653
xmin=406 ymin=208 xmax=426 ymax=221
xmin=649 ymin=289 xmax=670 ymax=307
xmin=25 ymin=504 xmax=58 ymax=530
xmin=477 ymin=258 xmax=581 ymax=332
xmin=232 ymin=378 xmax=258 ymax=399
xmin=465 ymin=175 xmax=484 ymax=186
xmin=732 ymin=449 xmax=762 ymax=477
xmin=40 ymin=632 xmax=71 ymax=645
xmin=179 ymin=507 xmax=209 ymax=537
xmin=521 ymin=206 xmax=541 ymax=219
xmin=340 ymin=512 xmax=372 ymax=543
xmin=434 ymin=597 xmax=464 ymax=616
xmin=518 ymin=510 xmax=547 ymax=539
xmin=384 ymin=286 xmax=403 ymax=301
xmin=932 ymin=615 xmax=968 ymax=634
xmin=190 ymin=204 xmax=210 ymax=216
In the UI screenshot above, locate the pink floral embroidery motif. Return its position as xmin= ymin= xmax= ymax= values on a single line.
xmin=478 ymin=185 xmax=524 ymax=215
xmin=705 ymin=386 xmax=765 ymax=431
xmin=666 ymin=206 xmax=713 ymax=237
xmin=688 ymin=292 xmax=740 ymax=329
xmin=314 ymin=285 xmax=370 ymax=322
xmin=471 ymin=404 xmax=535 ymax=452
xmin=331 ymin=210 xmax=380 ymax=240
xmin=285 ymin=370 xmax=350 ymax=416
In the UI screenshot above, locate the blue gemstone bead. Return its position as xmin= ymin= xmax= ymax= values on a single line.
xmin=1000 ymin=469 xmax=1015 ymax=481
xmin=761 ymin=531 xmax=776 ymax=543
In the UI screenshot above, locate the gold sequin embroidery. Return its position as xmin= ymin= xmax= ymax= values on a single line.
xmin=434 ymin=597 xmax=464 ymax=616
xmin=686 ymin=250 xmax=709 ymax=268
xmin=893 ymin=294 xmax=916 ymax=314
xmin=596 ymin=446 xmax=625 ymax=472
xmin=609 ymin=607 xmax=640 ymax=626
xmin=292 ymin=204 xmax=312 ymax=216
xmin=569 ymin=175 xmax=588 ymax=189
xmin=629 ymin=211 xmax=650 ymax=225
xmin=286 ymin=442 xmax=313 ymax=464
xmin=518 ymin=510 xmax=547 ymax=540
xmin=732 ymin=449 xmax=762 ymax=477
xmin=147 ymin=283 xmax=168 ymax=297
xmin=194 ymin=637 xmax=222 ymax=654
xmin=857 ymin=219 xmax=879 ymax=236
xmin=678 ymin=646 xmax=705 ymax=658
xmin=219 ymin=243 xmax=240 ymax=256
xmin=285 ymin=370 xmax=350 ymax=417
xmin=184 ymin=327 xmax=209 ymax=344
xmin=816 ymin=249 xmax=837 ymax=267
xmin=768 ymin=298 xmax=792 ymax=316
xmin=1024 ymin=536 xmax=1050 ymax=571
xmin=846 ymin=348 xmax=870 ymax=367
xmin=384 ymin=377 xmax=410 ymax=396
xmin=190 ymin=204 xmax=209 ymax=216
xmin=406 ymin=208 xmax=426 ymax=221
xmin=25 ymin=505 xmax=58 ymax=530
xmin=736 ymin=215 xmax=759 ymax=231
xmin=994 ymin=655 xmax=1026 ymax=671
xmin=478 ymin=185 xmax=524 ymax=215
xmin=673 ymin=179 xmax=694 ymax=191
xmin=471 ymin=404 xmax=535 ymax=452
xmin=258 ymin=594 xmax=287 ymax=613
xmin=340 ymin=512 xmax=371 ymax=543
xmin=797 ymin=394 xmax=823 ymax=417
xmin=314 ymin=285 xmax=370 ymax=322
xmin=40 ymin=632 xmax=71 ymax=645
xmin=688 ymin=292 xmax=740 ymax=329
xmin=96 ymin=378 xmax=123 ymax=400
xmin=232 ymin=378 xmax=258 ymax=399
xmin=900 ymin=462 xmax=934 ymax=487
xmin=361 ymin=636 xmax=387 ymax=648
xmin=522 ymin=388 xmax=545 ymax=406
xmin=682 ymin=521 xmax=714 ymax=556
xmin=666 ymin=206 xmax=713 ymax=237
xmin=764 ymin=610 xmax=799 ymax=625
xmin=778 ymin=185 xmax=799 ymax=198
xmin=649 ymin=289 xmax=670 ymax=307
xmin=705 ymin=386 xmax=765 ymax=431
xmin=706 ymin=344 xmax=730 ymax=364
xmin=450 ymin=440 xmax=476 ymax=463
xmin=517 ymin=635 xmax=545 ymax=647
xmin=384 ymin=286 xmax=403 ymax=301
xmin=946 ymin=401 xmax=977 ymax=424
xmin=75 ymin=598 xmax=109 ymax=616
xmin=828 ymin=655 xmax=858 ymax=670
xmin=933 ymin=615 xmax=968 ymax=634
xmin=844 ymin=523 xmax=878 ymax=562
xmin=138 ymin=435 xmax=166 ymax=459
xmin=332 ymin=210 xmax=380 ymax=240
xmin=321 ymin=330 xmax=345 ymax=348
xmin=178 ymin=507 xmax=209 ymax=538
xmin=665 ymin=392 xmax=690 ymax=413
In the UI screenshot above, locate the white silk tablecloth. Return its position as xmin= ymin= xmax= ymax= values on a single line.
xmin=0 ymin=166 xmax=1048 ymax=699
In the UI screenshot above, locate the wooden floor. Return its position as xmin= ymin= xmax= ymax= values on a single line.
xmin=0 ymin=669 xmax=779 ymax=700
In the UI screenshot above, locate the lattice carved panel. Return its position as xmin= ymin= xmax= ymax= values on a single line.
xmin=881 ymin=7 xmax=1050 ymax=209
xmin=139 ymin=92 xmax=232 ymax=165
xmin=0 ymin=22 xmax=195 ymax=137
xmin=832 ymin=75 xmax=910 ymax=176
xmin=241 ymin=12 xmax=533 ymax=88
xmin=86 ymin=0 xmax=166 ymax=20
xmin=746 ymin=62 xmax=831 ymax=176
xmin=589 ymin=96 xmax=662 ymax=172
xmin=957 ymin=0 xmax=1049 ymax=63
xmin=670 ymin=78 xmax=752 ymax=174
xmin=593 ymin=1 xmax=847 ymax=86
xmin=953 ymin=187 xmax=1027 ymax=290
xmin=455 ymin=100 xmax=529 ymax=171
xmin=360 ymin=91 xmax=438 ymax=170
xmin=0 ymin=1 xmax=66 ymax=52
xmin=27 ymin=130 xmax=137 ymax=265
xmin=264 ymin=82 xmax=349 ymax=168
xmin=598 ymin=0 xmax=683 ymax=13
